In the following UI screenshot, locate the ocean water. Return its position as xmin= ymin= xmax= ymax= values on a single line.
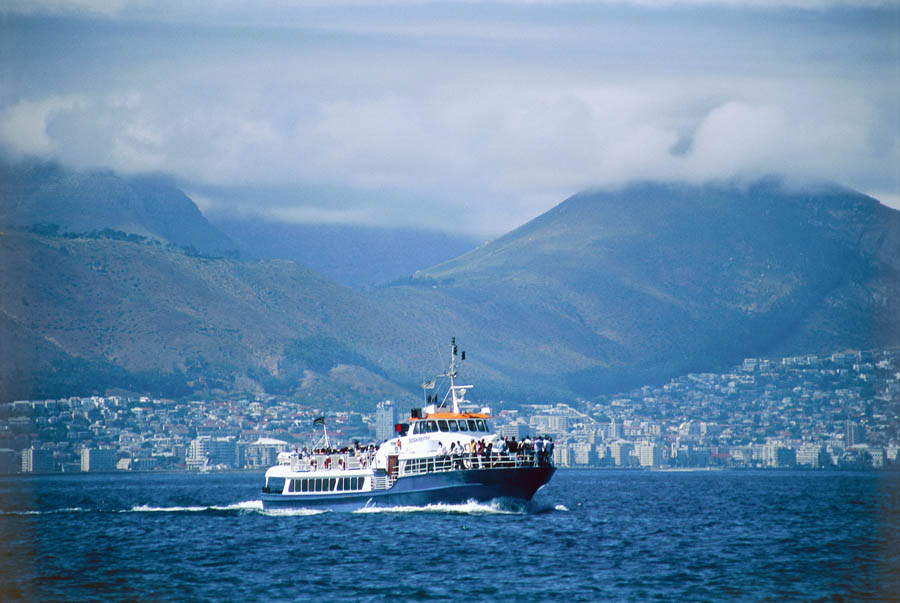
xmin=1 ymin=469 xmax=898 ymax=601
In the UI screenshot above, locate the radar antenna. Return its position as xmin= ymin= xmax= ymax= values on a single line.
xmin=439 ymin=336 xmax=472 ymax=414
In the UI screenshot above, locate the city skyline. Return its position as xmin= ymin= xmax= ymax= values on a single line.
xmin=5 ymin=345 xmax=898 ymax=473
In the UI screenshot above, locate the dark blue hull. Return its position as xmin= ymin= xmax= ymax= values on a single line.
xmin=261 ymin=465 xmax=555 ymax=512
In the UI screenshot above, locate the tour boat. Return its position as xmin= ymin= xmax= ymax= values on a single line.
xmin=261 ymin=339 xmax=555 ymax=511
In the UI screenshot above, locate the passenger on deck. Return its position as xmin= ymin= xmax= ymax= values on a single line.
xmin=534 ymin=436 xmax=544 ymax=467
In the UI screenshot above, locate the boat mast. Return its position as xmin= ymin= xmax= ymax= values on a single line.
xmin=447 ymin=337 xmax=472 ymax=415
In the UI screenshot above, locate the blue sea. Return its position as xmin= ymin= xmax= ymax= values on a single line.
xmin=1 ymin=469 xmax=898 ymax=601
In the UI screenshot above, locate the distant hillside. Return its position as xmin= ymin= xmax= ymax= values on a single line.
xmin=2 ymin=169 xmax=898 ymax=405
xmin=0 ymin=161 xmax=238 ymax=255
xmin=211 ymin=216 xmax=481 ymax=288
xmin=374 ymin=179 xmax=900 ymax=397
xmin=0 ymin=230 xmax=428 ymax=406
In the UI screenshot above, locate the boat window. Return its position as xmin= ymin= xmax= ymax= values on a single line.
xmin=267 ymin=477 xmax=285 ymax=494
xmin=336 ymin=478 xmax=343 ymax=491
xmin=483 ymin=421 xmax=492 ymax=433
xmin=476 ymin=419 xmax=486 ymax=432
xmin=301 ymin=479 xmax=309 ymax=492
xmin=457 ymin=420 xmax=468 ymax=431
xmin=315 ymin=478 xmax=322 ymax=492
xmin=448 ymin=420 xmax=459 ymax=432
xmin=413 ymin=421 xmax=423 ymax=434
xmin=438 ymin=420 xmax=449 ymax=432
xmin=426 ymin=420 xmax=437 ymax=433
xmin=467 ymin=419 xmax=478 ymax=431
xmin=329 ymin=478 xmax=336 ymax=491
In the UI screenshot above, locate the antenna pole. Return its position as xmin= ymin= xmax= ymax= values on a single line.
xmin=450 ymin=337 xmax=459 ymax=414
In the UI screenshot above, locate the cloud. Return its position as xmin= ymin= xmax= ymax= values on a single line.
xmin=1 ymin=3 xmax=897 ymax=234
xmin=0 ymin=95 xmax=85 ymax=157
xmin=0 ymin=0 xmax=126 ymax=17
xmin=2 ymin=0 xmax=895 ymax=20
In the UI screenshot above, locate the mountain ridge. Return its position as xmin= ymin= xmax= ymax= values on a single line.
xmin=2 ymin=163 xmax=899 ymax=406
xmin=0 ymin=160 xmax=238 ymax=255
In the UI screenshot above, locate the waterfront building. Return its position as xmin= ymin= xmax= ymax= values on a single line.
xmin=375 ymin=400 xmax=397 ymax=443
xmin=608 ymin=419 xmax=624 ymax=440
xmin=132 ymin=457 xmax=159 ymax=471
xmin=637 ymin=441 xmax=663 ymax=468
xmin=729 ymin=446 xmax=752 ymax=466
xmin=763 ymin=444 xmax=796 ymax=468
xmin=572 ymin=442 xmax=594 ymax=466
xmin=610 ymin=440 xmax=634 ymax=467
xmin=244 ymin=437 xmax=290 ymax=468
xmin=796 ymin=444 xmax=829 ymax=468
xmin=81 ymin=448 xmax=117 ymax=472
xmin=553 ymin=444 xmax=572 ymax=467
xmin=22 ymin=448 xmax=55 ymax=473
xmin=186 ymin=436 xmax=239 ymax=470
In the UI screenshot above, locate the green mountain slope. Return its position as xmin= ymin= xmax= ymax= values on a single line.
xmin=375 ymin=179 xmax=900 ymax=397
xmin=2 ymin=169 xmax=898 ymax=405
xmin=0 ymin=231 xmax=425 ymax=406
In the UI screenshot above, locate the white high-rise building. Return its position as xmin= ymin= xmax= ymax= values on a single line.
xmin=637 ymin=442 xmax=663 ymax=468
xmin=186 ymin=436 xmax=238 ymax=470
xmin=572 ymin=442 xmax=594 ymax=466
xmin=796 ymin=444 xmax=826 ymax=468
xmin=375 ymin=400 xmax=398 ymax=443
xmin=553 ymin=444 xmax=572 ymax=467
xmin=611 ymin=440 xmax=634 ymax=466
xmin=81 ymin=448 xmax=117 ymax=472
xmin=22 ymin=448 xmax=54 ymax=473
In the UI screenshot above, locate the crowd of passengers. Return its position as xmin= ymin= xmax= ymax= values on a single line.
xmin=291 ymin=442 xmax=378 ymax=470
xmin=289 ymin=433 xmax=554 ymax=471
xmin=435 ymin=435 xmax=554 ymax=469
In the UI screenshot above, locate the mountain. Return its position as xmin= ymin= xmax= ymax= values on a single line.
xmin=0 ymin=160 xmax=238 ymax=255
xmin=2 ymin=165 xmax=899 ymax=405
xmin=210 ymin=216 xmax=481 ymax=288
xmin=373 ymin=179 xmax=900 ymax=397
xmin=0 ymin=229 xmax=428 ymax=406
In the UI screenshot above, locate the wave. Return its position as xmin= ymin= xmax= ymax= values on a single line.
xmin=352 ymin=499 xmax=525 ymax=515
xmin=212 ymin=500 xmax=263 ymax=511
xmin=128 ymin=500 xmax=263 ymax=513
xmin=261 ymin=507 xmax=330 ymax=516
xmin=0 ymin=507 xmax=86 ymax=516
xmin=129 ymin=504 xmax=208 ymax=513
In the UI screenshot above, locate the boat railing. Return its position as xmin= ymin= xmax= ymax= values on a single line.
xmin=398 ymin=452 xmax=550 ymax=477
xmin=289 ymin=452 xmax=373 ymax=473
xmin=286 ymin=450 xmax=551 ymax=477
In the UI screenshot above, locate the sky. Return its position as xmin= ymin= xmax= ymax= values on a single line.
xmin=1 ymin=1 xmax=898 ymax=236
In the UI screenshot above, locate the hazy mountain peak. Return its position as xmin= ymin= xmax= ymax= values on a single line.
xmin=0 ymin=159 xmax=238 ymax=255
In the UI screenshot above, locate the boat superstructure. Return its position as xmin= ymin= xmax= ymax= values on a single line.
xmin=261 ymin=339 xmax=555 ymax=511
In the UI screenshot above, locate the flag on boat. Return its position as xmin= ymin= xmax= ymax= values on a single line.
xmin=313 ymin=416 xmax=326 ymax=426
xmin=422 ymin=379 xmax=436 ymax=389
